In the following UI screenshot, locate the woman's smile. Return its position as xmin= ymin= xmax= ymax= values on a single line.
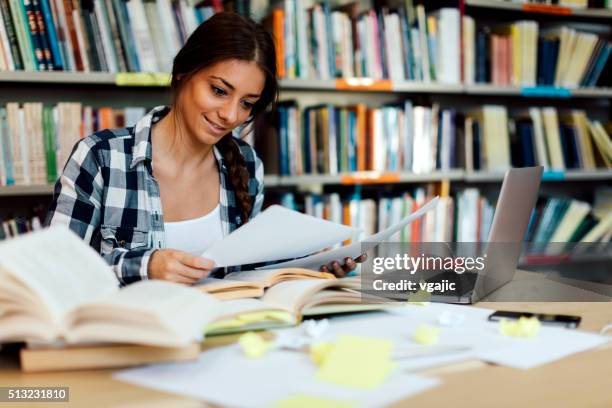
xmin=202 ymin=114 xmax=228 ymax=136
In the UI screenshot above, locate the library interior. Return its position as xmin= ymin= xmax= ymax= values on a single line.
xmin=0 ymin=0 xmax=611 ymax=406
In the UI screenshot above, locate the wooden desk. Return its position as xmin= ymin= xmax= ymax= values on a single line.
xmin=1 ymin=272 xmax=611 ymax=408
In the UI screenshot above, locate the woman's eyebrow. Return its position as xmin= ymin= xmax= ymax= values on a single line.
xmin=210 ymin=76 xmax=261 ymax=98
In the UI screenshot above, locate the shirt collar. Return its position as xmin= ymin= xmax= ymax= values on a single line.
xmin=130 ymin=105 xmax=228 ymax=174
xmin=130 ymin=105 xmax=168 ymax=169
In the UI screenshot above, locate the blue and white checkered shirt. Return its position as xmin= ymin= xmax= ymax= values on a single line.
xmin=46 ymin=106 xmax=264 ymax=285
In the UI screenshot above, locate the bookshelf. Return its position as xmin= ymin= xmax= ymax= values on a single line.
xmin=464 ymin=0 xmax=612 ymax=20
xmin=0 ymin=1 xmax=610 ymax=250
xmin=1 ymin=72 xmax=611 ymax=97
xmin=1 ymin=169 xmax=610 ymax=197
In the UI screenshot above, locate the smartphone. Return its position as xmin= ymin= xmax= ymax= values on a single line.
xmin=488 ymin=310 xmax=581 ymax=329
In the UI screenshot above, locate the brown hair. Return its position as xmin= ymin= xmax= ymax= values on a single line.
xmin=170 ymin=12 xmax=278 ymax=224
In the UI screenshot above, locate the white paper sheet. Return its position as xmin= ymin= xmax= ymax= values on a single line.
xmin=476 ymin=327 xmax=609 ymax=369
xmin=257 ymin=197 xmax=440 ymax=270
xmin=273 ymin=303 xmax=609 ymax=371
xmin=115 ymin=344 xmax=440 ymax=408
xmin=202 ymin=205 xmax=361 ymax=267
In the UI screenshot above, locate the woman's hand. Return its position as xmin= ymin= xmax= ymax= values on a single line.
xmin=320 ymin=254 xmax=367 ymax=278
xmin=148 ymin=249 xmax=216 ymax=284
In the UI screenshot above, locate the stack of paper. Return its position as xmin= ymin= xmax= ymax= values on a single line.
xmin=202 ymin=197 xmax=439 ymax=270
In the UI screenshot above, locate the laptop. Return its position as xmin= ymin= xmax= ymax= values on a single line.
xmin=429 ymin=166 xmax=543 ymax=304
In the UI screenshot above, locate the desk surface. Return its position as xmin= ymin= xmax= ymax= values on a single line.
xmin=1 ymin=272 xmax=611 ymax=408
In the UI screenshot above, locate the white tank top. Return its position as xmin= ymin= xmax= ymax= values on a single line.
xmin=164 ymin=204 xmax=223 ymax=255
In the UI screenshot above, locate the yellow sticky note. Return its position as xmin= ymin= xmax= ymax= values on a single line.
xmin=238 ymin=332 xmax=272 ymax=358
xmin=272 ymin=394 xmax=356 ymax=408
xmin=499 ymin=316 xmax=541 ymax=338
xmin=237 ymin=311 xmax=294 ymax=324
xmin=407 ymin=288 xmax=431 ymax=306
xmin=309 ymin=342 xmax=334 ymax=367
xmin=413 ymin=324 xmax=440 ymax=345
xmin=115 ymin=72 xmax=171 ymax=86
xmin=316 ymin=335 xmax=394 ymax=389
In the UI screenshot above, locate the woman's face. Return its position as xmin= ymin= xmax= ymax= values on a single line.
xmin=176 ymin=58 xmax=266 ymax=145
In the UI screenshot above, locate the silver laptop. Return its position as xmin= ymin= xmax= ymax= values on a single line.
xmin=432 ymin=166 xmax=543 ymax=304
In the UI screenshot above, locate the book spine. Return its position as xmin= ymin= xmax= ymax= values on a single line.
xmin=38 ymin=0 xmax=62 ymax=69
xmin=31 ymin=0 xmax=54 ymax=70
xmin=42 ymin=106 xmax=57 ymax=182
xmin=78 ymin=2 xmax=99 ymax=71
xmin=23 ymin=0 xmax=47 ymax=70
xmin=8 ymin=0 xmax=36 ymax=70
xmin=0 ymin=0 xmax=22 ymax=69
xmin=102 ymin=0 xmax=125 ymax=72
xmin=92 ymin=0 xmax=116 ymax=72
xmin=111 ymin=0 xmax=138 ymax=72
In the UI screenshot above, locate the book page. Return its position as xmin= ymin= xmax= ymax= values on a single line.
xmin=257 ymin=197 xmax=440 ymax=270
xmin=260 ymin=279 xmax=360 ymax=316
xmin=0 ymin=227 xmax=119 ymax=325
xmin=202 ymin=205 xmax=361 ymax=267
xmin=198 ymin=277 xmax=262 ymax=291
xmin=224 ymin=268 xmax=335 ymax=287
xmin=67 ymin=281 xmax=219 ymax=346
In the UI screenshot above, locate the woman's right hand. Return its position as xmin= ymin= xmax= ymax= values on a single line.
xmin=148 ymin=249 xmax=216 ymax=284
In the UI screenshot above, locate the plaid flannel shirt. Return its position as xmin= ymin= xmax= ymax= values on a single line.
xmin=46 ymin=106 xmax=264 ymax=285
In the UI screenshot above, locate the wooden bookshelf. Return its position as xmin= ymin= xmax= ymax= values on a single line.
xmin=464 ymin=0 xmax=612 ymax=20
xmin=3 ymin=170 xmax=610 ymax=195
xmin=0 ymin=72 xmax=610 ymax=98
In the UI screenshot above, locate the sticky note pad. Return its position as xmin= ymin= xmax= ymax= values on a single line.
xmin=499 ymin=316 xmax=541 ymax=338
xmin=272 ymin=394 xmax=356 ymax=408
xmin=310 ymin=342 xmax=334 ymax=366
xmin=407 ymin=288 xmax=431 ymax=306
xmin=316 ymin=335 xmax=394 ymax=389
xmin=238 ymin=332 xmax=272 ymax=358
xmin=413 ymin=325 xmax=441 ymax=345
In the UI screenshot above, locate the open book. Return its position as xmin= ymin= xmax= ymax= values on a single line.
xmin=198 ymin=268 xmax=335 ymax=300
xmin=0 ymin=227 xmax=219 ymax=349
xmin=206 ymin=278 xmax=391 ymax=335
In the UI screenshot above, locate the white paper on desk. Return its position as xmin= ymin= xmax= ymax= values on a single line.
xmin=115 ymin=344 xmax=440 ymax=408
xmin=202 ymin=205 xmax=361 ymax=267
xmin=271 ymin=303 xmax=610 ymax=372
xmin=257 ymin=196 xmax=440 ymax=270
xmin=476 ymin=326 xmax=609 ymax=370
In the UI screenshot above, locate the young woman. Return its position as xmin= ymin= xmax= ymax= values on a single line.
xmin=47 ymin=12 xmax=362 ymax=286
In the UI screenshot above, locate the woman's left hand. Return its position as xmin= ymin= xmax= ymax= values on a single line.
xmin=320 ymin=254 xmax=367 ymax=278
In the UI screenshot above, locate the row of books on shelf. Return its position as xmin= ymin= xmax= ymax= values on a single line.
xmin=1 ymin=0 xmax=610 ymax=90
xmin=274 ymin=185 xmax=612 ymax=246
xmin=0 ymin=102 xmax=145 ymax=186
xmin=0 ymin=0 xmax=220 ymax=73
xmin=3 ymin=185 xmax=611 ymax=249
xmin=255 ymin=100 xmax=612 ymax=176
xmin=268 ymin=1 xmax=611 ymax=86
xmin=0 ymin=204 xmax=45 ymax=240
xmin=503 ymin=0 xmax=611 ymax=9
xmin=465 ymin=19 xmax=611 ymax=88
